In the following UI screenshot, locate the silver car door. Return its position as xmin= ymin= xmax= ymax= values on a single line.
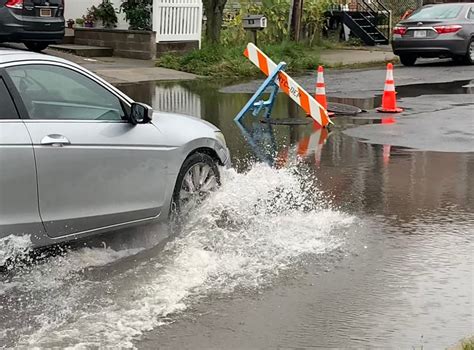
xmin=5 ymin=63 xmax=168 ymax=239
xmin=0 ymin=75 xmax=43 ymax=241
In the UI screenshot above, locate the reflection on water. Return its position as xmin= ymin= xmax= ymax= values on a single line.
xmin=116 ymin=80 xmax=473 ymax=348
xmin=117 ymin=79 xmax=473 ymax=217
xmin=119 ymin=82 xmax=202 ymax=118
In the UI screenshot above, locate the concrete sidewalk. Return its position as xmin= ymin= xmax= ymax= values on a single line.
xmin=45 ymin=49 xmax=198 ymax=84
xmin=4 ymin=42 xmax=198 ymax=84
xmin=320 ymin=48 xmax=397 ymax=67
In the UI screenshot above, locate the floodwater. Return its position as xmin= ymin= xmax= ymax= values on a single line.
xmin=1 ymin=80 xmax=473 ymax=349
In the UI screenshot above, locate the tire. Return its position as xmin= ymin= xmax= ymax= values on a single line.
xmin=399 ymin=54 xmax=417 ymax=66
xmin=24 ymin=42 xmax=49 ymax=52
xmin=171 ymin=153 xmax=220 ymax=217
xmin=463 ymin=38 xmax=474 ymax=65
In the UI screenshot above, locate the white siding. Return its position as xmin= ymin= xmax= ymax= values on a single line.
xmin=64 ymin=0 xmax=128 ymax=29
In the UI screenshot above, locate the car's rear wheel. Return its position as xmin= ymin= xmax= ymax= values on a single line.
xmin=24 ymin=42 xmax=49 ymax=52
xmin=171 ymin=153 xmax=220 ymax=217
xmin=399 ymin=54 xmax=417 ymax=66
xmin=463 ymin=38 xmax=474 ymax=65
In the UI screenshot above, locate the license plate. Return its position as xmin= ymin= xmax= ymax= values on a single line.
xmin=40 ymin=8 xmax=52 ymax=17
xmin=414 ymin=30 xmax=427 ymax=38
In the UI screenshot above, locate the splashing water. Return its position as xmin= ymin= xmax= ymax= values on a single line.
xmin=3 ymin=164 xmax=355 ymax=349
xmin=0 ymin=234 xmax=32 ymax=266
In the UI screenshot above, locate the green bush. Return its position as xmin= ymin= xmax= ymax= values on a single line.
xmin=93 ymin=0 xmax=118 ymax=28
xmin=156 ymin=42 xmax=321 ymax=79
xmin=120 ymin=0 xmax=152 ymax=30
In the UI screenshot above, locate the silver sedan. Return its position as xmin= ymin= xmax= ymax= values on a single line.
xmin=0 ymin=48 xmax=230 ymax=249
xmin=392 ymin=2 xmax=474 ymax=66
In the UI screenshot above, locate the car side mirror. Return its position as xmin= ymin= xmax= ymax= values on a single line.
xmin=130 ymin=102 xmax=153 ymax=125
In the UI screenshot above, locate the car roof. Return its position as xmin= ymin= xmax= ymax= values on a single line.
xmin=0 ymin=48 xmax=72 ymax=66
xmin=425 ymin=2 xmax=473 ymax=6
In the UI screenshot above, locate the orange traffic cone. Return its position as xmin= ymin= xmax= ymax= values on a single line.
xmin=315 ymin=66 xmax=335 ymax=118
xmin=377 ymin=63 xmax=403 ymax=113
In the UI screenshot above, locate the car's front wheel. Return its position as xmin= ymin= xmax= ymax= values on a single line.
xmin=172 ymin=153 xmax=220 ymax=217
xmin=399 ymin=54 xmax=417 ymax=66
xmin=24 ymin=42 xmax=49 ymax=52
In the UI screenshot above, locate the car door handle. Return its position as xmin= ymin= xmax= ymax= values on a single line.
xmin=40 ymin=134 xmax=71 ymax=147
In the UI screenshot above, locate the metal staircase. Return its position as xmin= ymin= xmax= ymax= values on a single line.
xmin=342 ymin=0 xmax=391 ymax=46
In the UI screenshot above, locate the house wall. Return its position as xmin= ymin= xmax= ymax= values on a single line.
xmin=64 ymin=0 xmax=128 ymax=29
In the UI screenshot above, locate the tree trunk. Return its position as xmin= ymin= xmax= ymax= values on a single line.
xmin=203 ymin=0 xmax=227 ymax=44
xmin=289 ymin=0 xmax=303 ymax=42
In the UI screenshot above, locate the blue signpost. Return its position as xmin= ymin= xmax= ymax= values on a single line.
xmin=234 ymin=62 xmax=287 ymax=122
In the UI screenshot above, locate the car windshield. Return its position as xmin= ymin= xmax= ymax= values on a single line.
xmin=408 ymin=4 xmax=463 ymax=20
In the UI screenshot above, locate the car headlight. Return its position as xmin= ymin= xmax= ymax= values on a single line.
xmin=215 ymin=131 xmax=227 ymax=147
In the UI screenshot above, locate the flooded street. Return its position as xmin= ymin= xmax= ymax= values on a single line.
xmin=1 ymin=76 xmax=473 ymax=349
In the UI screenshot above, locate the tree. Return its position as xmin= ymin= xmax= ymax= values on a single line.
xmin=289 ymin=0 xmax=303 ymax=42
xmin=203 ymin=0 xmax=228 ymax=43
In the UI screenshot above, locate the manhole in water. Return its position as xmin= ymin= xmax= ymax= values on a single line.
xmin=260 ymin=118 xmax=312 ymax=125
xmin=328 ymin=102 xmax=363 ymax=115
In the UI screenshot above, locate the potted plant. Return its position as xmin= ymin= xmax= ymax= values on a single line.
xmin=75 ymin=18 xmax=84 ymax=27
xmin=83 ymin=7 xmax=97 ymax=28
xmin=120 ymin=0 xmax=152 ymax=30
xmin=94 ymin=0 xmax=118 ymax=28
xmin=66 ymin=19 xmax=75 ymax=28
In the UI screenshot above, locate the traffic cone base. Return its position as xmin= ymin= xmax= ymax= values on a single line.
xmin=377 ymin=106 xmax=404 ymax=113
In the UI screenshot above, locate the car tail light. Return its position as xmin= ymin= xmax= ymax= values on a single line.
xmin=434 ymin=25 xmax=462 ymax=34
xmin=5 ymin=0 xmax=23 ymax=9
xmin=393 ymin=27 xmax=407 ymax=35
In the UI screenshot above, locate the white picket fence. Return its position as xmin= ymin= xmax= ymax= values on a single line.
xmin=153 ymin=0 xmax=203 ymax=47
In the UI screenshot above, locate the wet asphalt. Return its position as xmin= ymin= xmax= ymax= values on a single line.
xmin=1 ymin=60 xmax=473 ymax=349
xmin=132 ymin=62 xmax=474 ymax=349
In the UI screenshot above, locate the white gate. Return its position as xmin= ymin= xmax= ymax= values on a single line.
xmin=153 ymin=0 xmax=203 ymax=47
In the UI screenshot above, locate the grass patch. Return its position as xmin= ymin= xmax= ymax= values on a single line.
xmin=463 ymin=338 xmax=474 ymax=350
xmin=156 ymin=42 xmax=322 ymax=79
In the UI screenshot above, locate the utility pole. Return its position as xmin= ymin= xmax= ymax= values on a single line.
xmin=289 ymin=0 xmax=303 ymax=42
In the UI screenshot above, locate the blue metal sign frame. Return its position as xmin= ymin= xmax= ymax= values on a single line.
xmin=234 ymin=62 xmax=287 ymax=122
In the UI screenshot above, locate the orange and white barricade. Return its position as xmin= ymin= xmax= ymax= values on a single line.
xmin=235 ymin=43 xmax=332 ymax=129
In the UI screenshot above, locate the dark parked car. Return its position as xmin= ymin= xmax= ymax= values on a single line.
xmin=392 ymin=3 xmax=474 ymax=66
xmin=0 ymin=0 xmax=64 ymax=52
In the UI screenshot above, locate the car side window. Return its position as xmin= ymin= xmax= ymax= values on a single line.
xmin=6 ymin=64 xmax=127 ymax=121
xmin=468 ymin=8 xmax=474 ymax=20
xmin=0 ymin=78 xmax=19 ymax=120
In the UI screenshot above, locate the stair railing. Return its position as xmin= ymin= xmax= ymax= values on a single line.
xmin=357 ymin=0 xmax=391 ymax=42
